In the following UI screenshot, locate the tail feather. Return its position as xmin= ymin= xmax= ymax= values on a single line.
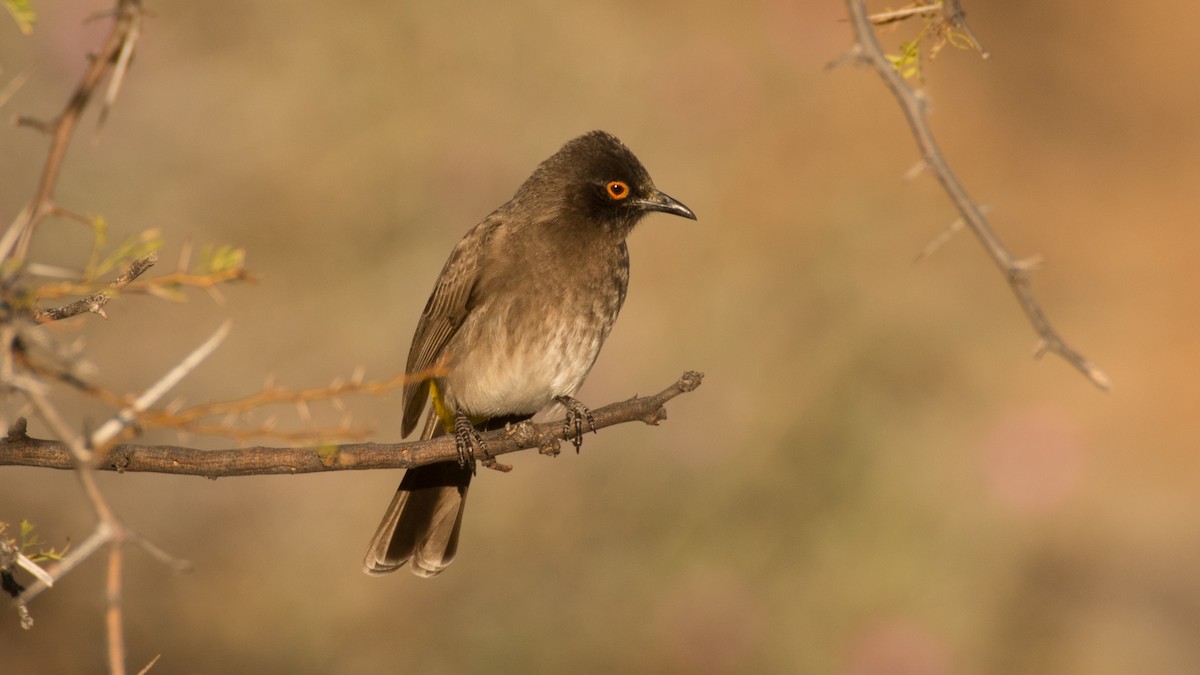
xmin=362 ymin=411 xmax=531 ymax=577
xmin=362 ymin=410 xmax=470 ymax=577
xmin=362 ymin=460 xmax=471 ymax=576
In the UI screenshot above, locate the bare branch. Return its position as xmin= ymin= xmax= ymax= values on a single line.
xmin=0 ymin=65 xmax=34 ymax=110
xmin=105 ymin=544 xmax=125 ymax=675
xmin=135 ymin=655 xmax=162 ymax=675
xmin=34 ymin=252 xmax=158 ymax=323
xmin=99 ymin=3 xmax=143 ymax=128
xmin=841 ymin=0 xmax=1109 ymax=389
xmin=0 ymin=0 xmax=146 ymax=276
xmin=76 ymin=365 xmax=438 ymax=445
xmin=15 ymin=521 xmax=112 ymax=604
xmin=90 ymin=320 xmax=232 ymax=449
xmin=867 ymin=3 xmax=942 ymax=25
xmin=0 ymin=371 xmax=705 ymax=478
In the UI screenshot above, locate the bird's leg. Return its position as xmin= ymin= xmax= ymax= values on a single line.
xmin=554 ymin=395 xmax=597 ymax=453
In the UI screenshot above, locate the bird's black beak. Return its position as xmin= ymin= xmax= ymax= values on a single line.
xmin=634 ymin=189 xmax=697 ymax=220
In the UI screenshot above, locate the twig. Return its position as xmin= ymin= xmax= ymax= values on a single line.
xmin=939 ymin=0 xmax=988 ymax=57
xmin=0 ymin=65 xmax=34 ymax=110
xmin=99 ymin=4 xmax=143 ymax=128
xmin=14 ymin=551 xmax=55 ymax=588
xmin=0 ymin=0 xmax=146 ymax=278
xmin=68 ymin=365 xmax=436 ymax=445
xmin=105 ymin=543 xmax=125 ymax=675
xmin=867 ymin=3 xmax=942 ymax=25
xmin=34 ymin=252 xmax=158 ymax=323
xmin=840 ymin=0 xmax=1109 ymax=389
xmin=135 ymin=655 xmax=162 ymax=675
xmin=0 ymin=371 xmax=705 ymax=478
xmin=15 ymin=526 xmax=111 ymax=604
xmin=90 ymin=320 xmax=231 ymax=449
xmin=30 ymin=265 xmax=253 ymax=303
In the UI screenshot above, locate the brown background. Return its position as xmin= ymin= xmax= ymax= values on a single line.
xmin=3 ymin=1 xmax=1199 ymax=673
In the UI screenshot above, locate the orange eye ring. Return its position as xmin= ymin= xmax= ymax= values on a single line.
xmin=606 ymin=181 xmax=630 ymax=200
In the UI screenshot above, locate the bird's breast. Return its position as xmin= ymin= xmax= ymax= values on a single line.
xmin=440 ymin=253 xmax=627 ymax=418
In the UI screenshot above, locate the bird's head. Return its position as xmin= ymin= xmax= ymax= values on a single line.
xmin=521 ymin=130 xmax=696 ymax=236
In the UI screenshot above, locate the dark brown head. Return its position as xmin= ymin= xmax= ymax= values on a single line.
xmin=516 ymin=130 xmax=696 ymax=237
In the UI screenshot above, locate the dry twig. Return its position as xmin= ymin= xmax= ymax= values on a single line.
xmin=839 ymin=0 xmax=1108 ymax=389
xmin=33 ymin=253 xmax=158 ymax=323
xmin=1 ymin=0 xmax=146 ymax=276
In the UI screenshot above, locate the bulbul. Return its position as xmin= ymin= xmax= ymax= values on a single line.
xmin=362 ymin=130 xmax=696 ymax=577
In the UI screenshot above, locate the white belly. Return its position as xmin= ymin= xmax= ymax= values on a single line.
xmin=441 ymin=310 xmax=607 ymax=418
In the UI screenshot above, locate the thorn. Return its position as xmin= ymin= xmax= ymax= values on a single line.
xmin=177 ymin=239 xmax=192 ymax=273
xmin=904 ymin=159 xmax=928 ymax=180
xmin=1032 ymin=339 xmax=1049 ymax=359
xmin=205 ymin=286 xmax=226 ymax=306
xmin=1013 ymin=254 xmax=1044 ymax=272
xmin=914 ymin=216 xmax=965 ymax=262
xmin=295 ymin=399 xmax=311 ymax=426
xmin=824 ymin=44 xmax=863 ymax=71
xmin=1087 ymin=366 xmax=1112 ymax=391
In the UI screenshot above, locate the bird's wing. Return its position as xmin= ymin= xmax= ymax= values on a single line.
xmin=400 ymin=219 xmax=494 ymax=436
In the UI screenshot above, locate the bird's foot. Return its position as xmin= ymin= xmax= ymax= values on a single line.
xmin=453 ymin=414 xmax=510 ymax=473
xmin=554 ymin=395 xmax=596 ymax=453
xmin=453 ymin=414 xmax=487 ymax=475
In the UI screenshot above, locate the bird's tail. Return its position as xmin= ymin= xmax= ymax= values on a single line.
xmin=362 ymin=412 xmax=471 ymax=577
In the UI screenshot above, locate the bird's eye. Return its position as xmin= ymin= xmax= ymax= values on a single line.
xmin=605 ymin=181 xmax=630 ymax=200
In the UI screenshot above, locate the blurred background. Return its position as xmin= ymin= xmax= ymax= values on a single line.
xmin=2 ymin=1 xmax=1198 ymax=672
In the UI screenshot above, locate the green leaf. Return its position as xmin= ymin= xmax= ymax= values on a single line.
xmin=3 ymin=0 xmax=36 ymax=35
xmin=316 ymin=443 xmax=339 ymax=467
xmin=197 ymin=244 xmax=246 ymax=275
xmin=89 ymin=227 xmax=163 ymax=281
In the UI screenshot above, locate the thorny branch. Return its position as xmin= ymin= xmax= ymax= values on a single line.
xmin=839 ymin=0 xmax=1109 ymax=389
xmin=0 ymin=371 xmax=705 ymax=478
xmin=0 ymin=3 xmax=154 ymax=674
xmin=1 ymin=0 xmax=146 ymax=276
xmin=33 ymin=252 xmax=158 ymax=323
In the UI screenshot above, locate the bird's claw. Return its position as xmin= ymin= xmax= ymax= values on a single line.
xmin=453 ymin=414 xmax=511 ymax=473
xmin=453 ymin=414 xmax=487 ymax=475
xmin=555 ymin=395 xmax=596 ymax=453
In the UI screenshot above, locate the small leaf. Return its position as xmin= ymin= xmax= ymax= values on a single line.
xmin=316 ymin=443 xmax=339 ymax=467
xmin=91 ymin=228 xmax=163 ymax=280
xmin=3 ymin=0 xmax=36 ymax=35
xmin=197 ymin=244 xmax=246 ymax=275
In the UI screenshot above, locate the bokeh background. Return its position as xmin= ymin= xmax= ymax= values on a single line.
xmin=3 ymin=1 xmax=1199 ymax=673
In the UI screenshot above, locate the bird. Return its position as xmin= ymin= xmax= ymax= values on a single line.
xmin=362 ymin=130 xmax=695 ymax=577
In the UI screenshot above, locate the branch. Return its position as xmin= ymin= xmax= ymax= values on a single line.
xmin=33 ymin=252 xmax=158 ymax=323
xmin=840 ymin=0 xmax=1109 ymax=390
xmin=90 ymin=320 xmax=232 ymax=449
xmin=0 ymin=371 xmax=705 ymax=478
xmin=0 ymin=0 xmax=145 ymax=277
